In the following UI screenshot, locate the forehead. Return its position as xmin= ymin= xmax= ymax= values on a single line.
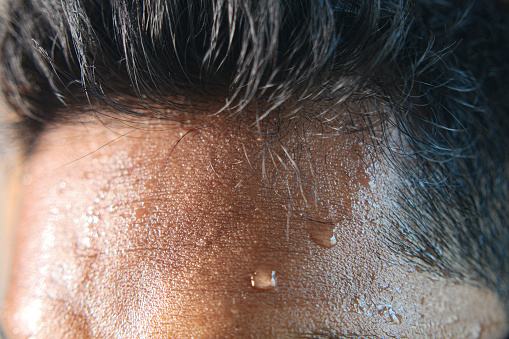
xmin=2 ymin=113 xmax=507 ymax=337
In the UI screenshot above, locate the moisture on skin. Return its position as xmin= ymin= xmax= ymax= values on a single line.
xmin=1 ymin=111 xmax=507 ymax=338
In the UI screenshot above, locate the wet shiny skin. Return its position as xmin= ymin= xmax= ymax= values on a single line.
xmin=1 ymin=114 xmax=507 ymax=338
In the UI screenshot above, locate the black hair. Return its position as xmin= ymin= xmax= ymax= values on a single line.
xmin=0 ymin=0 xmax=508 ymax=314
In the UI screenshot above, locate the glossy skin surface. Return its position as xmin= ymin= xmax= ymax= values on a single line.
xmin=1 ymin=112 xmax=507 ymax=338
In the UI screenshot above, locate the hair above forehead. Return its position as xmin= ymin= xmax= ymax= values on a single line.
xmin=0 ymin=0 xmax=509 ymax=311
xmin=0 ymin=0 xmax=410 ymax=121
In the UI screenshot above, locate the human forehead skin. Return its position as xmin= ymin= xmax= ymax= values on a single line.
xmin=1 ymin=112 xmax=507 ymax=338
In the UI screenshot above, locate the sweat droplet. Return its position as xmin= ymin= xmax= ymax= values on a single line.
xmin=309 ymin=220 xmax=338 ymax=248
xmin=250 ymin=270 xmax=276 ymax=290
xmin=82 ymin=237 xmax=91 ymax=248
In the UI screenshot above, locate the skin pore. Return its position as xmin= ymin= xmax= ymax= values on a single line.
xmin=1 ymin=107 xmax=507 ymax=338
